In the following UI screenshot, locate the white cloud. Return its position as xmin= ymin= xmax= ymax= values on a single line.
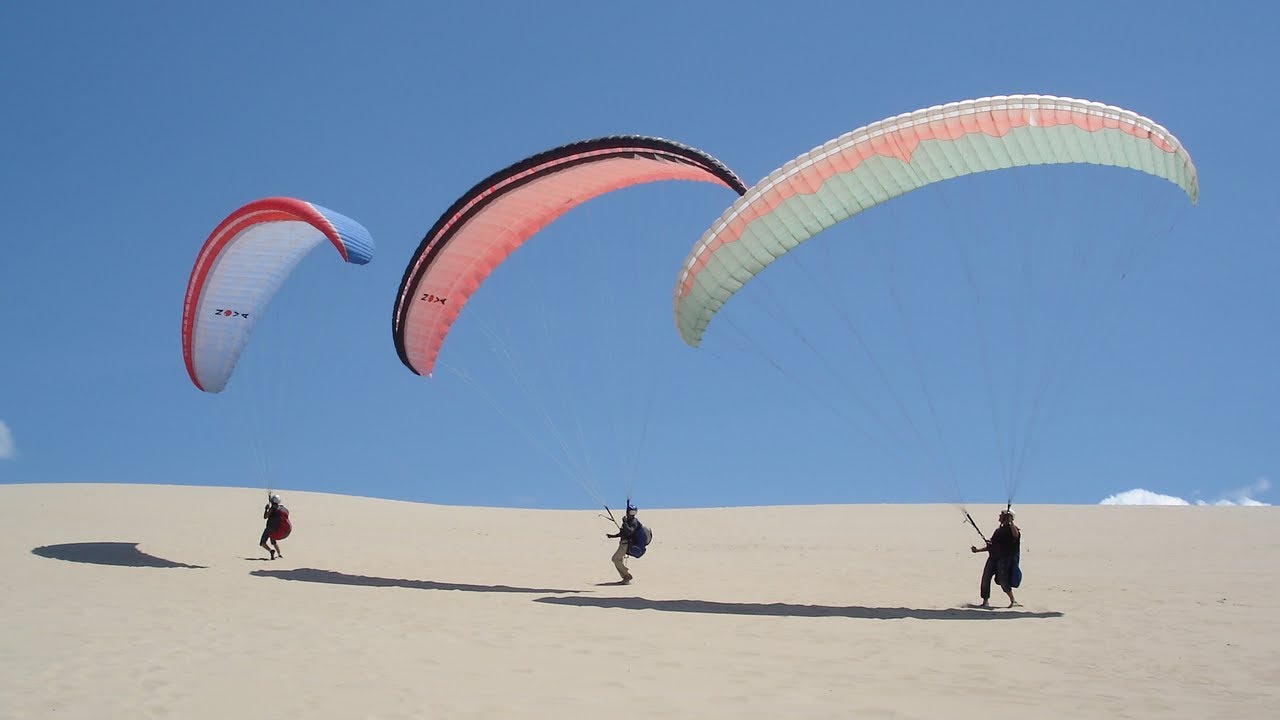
xmin=1101 ymin=479 xmax=1271 ymax=507
xmin=1100 ymin=488 xmax=1190 ymax=506
xmin=1197 ymin=478 xmax=1271 ymax=507
xmin=0 ymin=420 xmax=13 ymax=460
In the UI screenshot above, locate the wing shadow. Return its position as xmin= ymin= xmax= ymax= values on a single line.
xmin=252 ymin=567 xmax=582 ymax=595
xmin=535 ymin=595 xmax=1063 ymax=620
xmin=31 ymin=542 xmax=205 ymax=569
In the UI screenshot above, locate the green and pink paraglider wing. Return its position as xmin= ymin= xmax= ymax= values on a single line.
xmin=672 ymin=94 xmax=1198 ymax=347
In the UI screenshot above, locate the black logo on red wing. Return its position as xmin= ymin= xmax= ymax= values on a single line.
xmin=213 ymin=308 xmax=252 ymax=319
xmin=420 ymin=293 xmax=447 ymax=305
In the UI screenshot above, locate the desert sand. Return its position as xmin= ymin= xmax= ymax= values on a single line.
xmin=1 ymin=482 xmax=1276 ymax=719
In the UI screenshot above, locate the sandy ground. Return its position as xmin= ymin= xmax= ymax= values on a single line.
xmin=1 ymin=483 xmax=1276 ymax=719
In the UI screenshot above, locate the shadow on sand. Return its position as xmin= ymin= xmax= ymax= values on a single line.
xmin=31 ymin=542 xmax=205 ymax=569
xmin=251 ymin=567 xmax=582 ymax=595
xmin=535 ymin=596 xmax=1063 ymax=620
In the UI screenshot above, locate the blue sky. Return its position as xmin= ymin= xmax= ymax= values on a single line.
xmin=1 ymin=1 xmax=1275 ymax=509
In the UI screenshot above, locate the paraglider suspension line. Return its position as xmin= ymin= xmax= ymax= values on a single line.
xmin=963 ymin=510 xmax=988 ymax=544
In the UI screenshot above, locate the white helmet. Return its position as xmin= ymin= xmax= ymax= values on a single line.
xmin=269 ymin=493 xmax=281 ymax=504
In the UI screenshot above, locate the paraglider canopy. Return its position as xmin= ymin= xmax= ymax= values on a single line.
xmin=182 ymin=197 xmax=374 ymax=393
xmin=392 ymin=135 xmax=746 ymax=377
xmin=673 ymin=94 xmax=1198 ymax=348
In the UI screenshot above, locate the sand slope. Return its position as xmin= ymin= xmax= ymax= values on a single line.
xmin=1 ymin=483 xmax=1276 ymax=719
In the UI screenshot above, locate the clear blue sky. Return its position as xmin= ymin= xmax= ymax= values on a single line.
xmin=1 ymin=1 xmax=1275 ymax=509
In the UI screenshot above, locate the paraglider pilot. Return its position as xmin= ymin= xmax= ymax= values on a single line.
xmin=606 ymin=503 xmax=641 ymax=583
xmin=260 ymin=493 xmax=290 ymax=560
xmin=971 ymin=509 xmax=1020 ymax=607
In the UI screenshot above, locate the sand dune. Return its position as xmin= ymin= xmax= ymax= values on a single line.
xmin=1 ymin=483 xmax=1276 ymax=719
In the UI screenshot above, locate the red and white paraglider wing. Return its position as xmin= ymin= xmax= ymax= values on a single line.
xmin=181 ymin=197 xmax=375 ymax=393
xmin=392 ymin=136 xmax=746 ymax=376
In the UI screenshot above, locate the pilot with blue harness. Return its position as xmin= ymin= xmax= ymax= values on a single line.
xmin=606 ymin=502 xmax=650 ymax=583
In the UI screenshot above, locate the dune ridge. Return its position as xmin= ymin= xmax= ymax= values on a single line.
xmin=2 ymin=483 xmax=1276 ymax=719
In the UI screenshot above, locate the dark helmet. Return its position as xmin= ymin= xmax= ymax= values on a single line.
xmin=625 ymin=502 xmax=638 ymax=516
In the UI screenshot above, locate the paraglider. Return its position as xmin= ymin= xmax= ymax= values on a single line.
xmin=181 ymin=196 xmax=374 ymax=543
xmin=182 ymin=196 xmax=375 ymax=393
xmin=260 ymin=493 xmax=291 ymax=560
xmin=656 ymin=95 xmax=1201 ymax=606
xmin=970 ymin=508 xmax=1021 ymax=608
xmin=391 ymin=136 xmax=743 ymax=579
xmin=392 ymin=135 xmax=747 ymax=377
xmin=605 ymin=502 xmax=650 ymax=583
